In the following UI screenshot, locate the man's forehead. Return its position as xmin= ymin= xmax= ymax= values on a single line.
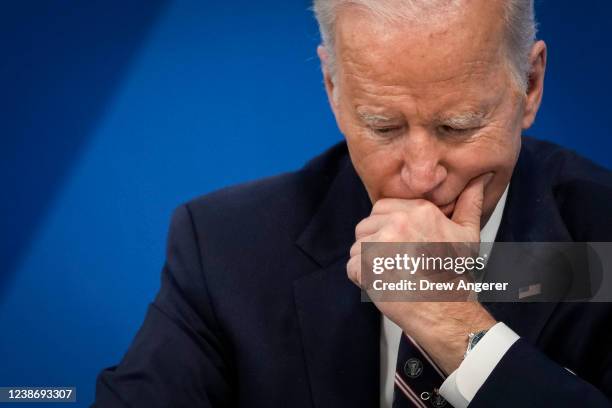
xmin=334 ymin=0 xmax=508 ymax=84
xmin=334 ymin=1 xmax=511 ymax=121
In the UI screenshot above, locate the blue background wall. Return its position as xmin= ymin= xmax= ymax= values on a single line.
xmin=1 ymin=1 xmax=610 ymax=406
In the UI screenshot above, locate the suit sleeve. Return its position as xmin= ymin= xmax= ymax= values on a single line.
xmin=93 ymin=205 xmax=234 ymax=407
xmin=469 ymin=338 xmax=612 ymax=407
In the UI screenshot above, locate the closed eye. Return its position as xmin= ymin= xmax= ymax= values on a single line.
xmin=441 ymin=125 xmax=468 ymax=132
xmin=438 ymin=125 xmax=480 ymax=136
xmin=371 ymin=126 xmax=404 ymax=136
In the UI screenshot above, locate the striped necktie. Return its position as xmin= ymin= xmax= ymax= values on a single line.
xmin=393 ymin=333 xmax=448 ymax=408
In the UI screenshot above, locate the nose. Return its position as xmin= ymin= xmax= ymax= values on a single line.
xmin=399 ymin=130 xmax=447 ymax=197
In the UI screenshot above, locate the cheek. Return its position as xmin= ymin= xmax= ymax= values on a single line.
xmin=344 ymin=133 xmax=402 ymax=201
xmin=446 ymin=127 xmax=520 ymax=178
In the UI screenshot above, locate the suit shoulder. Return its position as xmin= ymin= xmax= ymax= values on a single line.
xmin=523 ymin=137 xmax=612 ymax=186
xmin=524 ymin=137 xmax=612 ymax=240
xmin=180 ymin=142 xmax=349 ymax=241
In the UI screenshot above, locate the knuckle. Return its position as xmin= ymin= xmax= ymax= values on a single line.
xmin=346 ymin=258 xmax=353 ymax=274
xmin=355 ymin=220 xmax=366 ymax=238
xmin=350 ymin=241 xmax=360 ymax=257
xmin=415 ymin=198 xmax=435 ymax=211
xmin=391 ymin=211 xmax=410 ymax=229
xmin=373 ymin=198 xmax=391 ymax=213
xmin=346 ymin=257 xmax=360 ymax=281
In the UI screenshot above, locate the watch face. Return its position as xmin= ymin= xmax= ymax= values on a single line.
xmin=471 ymin=330 xmax=487 ymax=347
xmin=466 ymin=330 xmax=489 ymax=358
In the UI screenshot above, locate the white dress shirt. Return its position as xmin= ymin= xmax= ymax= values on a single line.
xmin=380 ymin=186 xmax=520 ymax=408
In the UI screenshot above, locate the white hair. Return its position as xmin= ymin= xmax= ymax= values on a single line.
xmin=312 ymin=0 xmax=537 ymax=93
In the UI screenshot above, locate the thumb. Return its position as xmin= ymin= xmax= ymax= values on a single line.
xmin=452 ymin=173 xmax=493 ymax=230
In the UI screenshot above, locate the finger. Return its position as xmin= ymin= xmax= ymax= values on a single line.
xmin=350 ymin=232 xmax=383 ymax=258
xmin=355 ymin=215 xmax=387 ymax=239
xmin=346 ymin=255 xmax=361 ymax=286
xmin=371 ymin=198 xmax=413 ymax=215
xmin=350 ymin=239 xmax=361 ymax=258
xmin=452 ymin=173 xmax=493 ymax=230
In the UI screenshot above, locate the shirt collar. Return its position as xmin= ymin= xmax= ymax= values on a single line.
xmin=480 ymin=184 xmax=509 ymax=243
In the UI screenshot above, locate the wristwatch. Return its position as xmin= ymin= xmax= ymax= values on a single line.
xmin=464 ymin=329 xmax=488 ymax=358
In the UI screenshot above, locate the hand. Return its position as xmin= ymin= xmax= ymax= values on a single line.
xmin=347 ymin=173 xmax=497 ymax=374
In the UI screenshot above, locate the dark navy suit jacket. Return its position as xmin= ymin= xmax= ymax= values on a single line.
xmin=94 ymin=137 xmax=612 ymax=407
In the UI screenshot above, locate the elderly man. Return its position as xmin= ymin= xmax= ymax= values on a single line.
xmin=94 ymin=0 xmax=612 ymax=407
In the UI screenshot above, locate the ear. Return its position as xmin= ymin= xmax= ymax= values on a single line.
xmin=317 ymin=45 xmax=341 ymax=120
xmin=521 ymin=40 xmax=547 ymax=129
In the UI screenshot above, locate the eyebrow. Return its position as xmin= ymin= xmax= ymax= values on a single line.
xmin=356 ymin=109 xmax=401 ymax=125
xmin=355 ymin=107 xmax=490 ymax=127
xmin=437 ymin=111 xmax=487 ymax=128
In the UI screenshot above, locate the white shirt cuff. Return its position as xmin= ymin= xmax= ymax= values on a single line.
xmin=439 ymin=322 xmax=520 ymax=407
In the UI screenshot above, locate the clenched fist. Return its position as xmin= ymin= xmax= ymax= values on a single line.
xmin=347 ymin=173 xmax=497 ymax=374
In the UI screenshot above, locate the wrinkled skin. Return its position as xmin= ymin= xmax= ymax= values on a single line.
xmin=319 ymin=0 xmax=546 ymax=374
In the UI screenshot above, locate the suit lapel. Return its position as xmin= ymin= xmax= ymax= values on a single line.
xmin=293 ymin=259 xmax=380 ymax=408
xmin=294 ymin=157 xmax=380 ymax=408
xmin=483 ymin=138 xmax=574 ymax=343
